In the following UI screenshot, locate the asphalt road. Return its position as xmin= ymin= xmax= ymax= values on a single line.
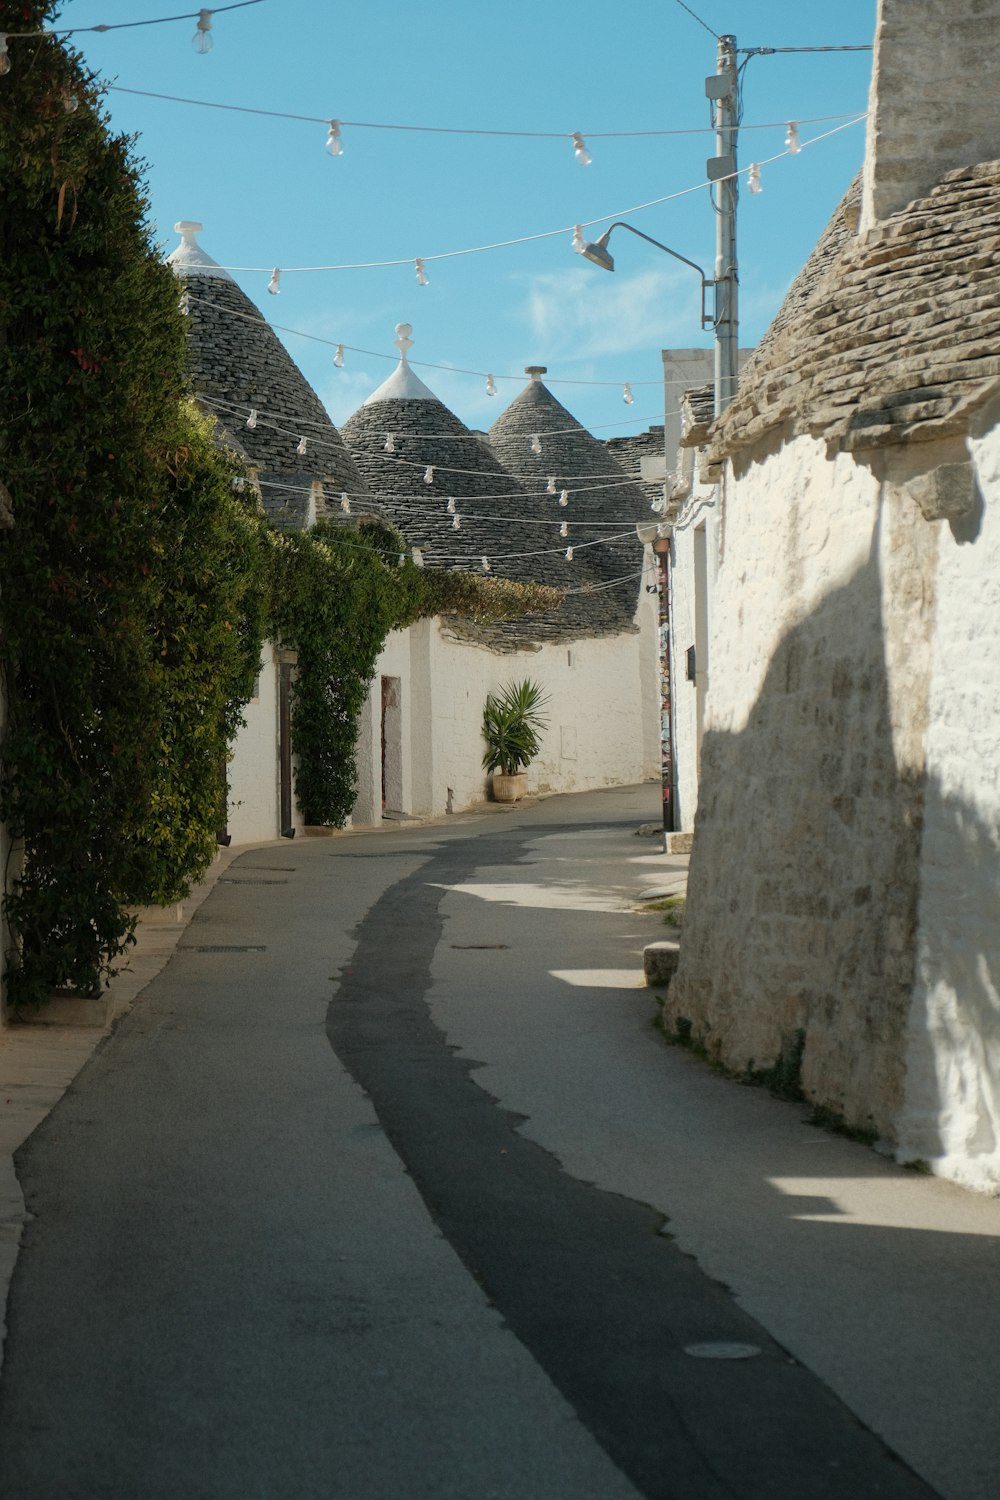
xmin=0 ymin=788 xmax=956 ymax=1497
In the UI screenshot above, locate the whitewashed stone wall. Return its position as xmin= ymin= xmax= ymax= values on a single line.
xmin=354 ymin=593 xmax=660 ymax=822
xmin=667 ymin=480 xmax=720 ymax=831
xmin=227 ymin=642 xmax=294 ymax=843
xmin=666 ymin=436 xmax=940 ymax=1143
xmin=900 ymin=400 xmax=1000 ymax=1190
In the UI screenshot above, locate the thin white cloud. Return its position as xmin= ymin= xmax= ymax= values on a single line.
xmin=518 ymin=264 xmax=700 ymax=362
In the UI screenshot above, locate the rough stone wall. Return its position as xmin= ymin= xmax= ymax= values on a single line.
xmin=862 ymin=0 xmax=1000 ymax=231
xmin=666 ymin=437 xmax=939 ymax=1142
xmin=900 ymin=399 xmax=1000 ymax=1189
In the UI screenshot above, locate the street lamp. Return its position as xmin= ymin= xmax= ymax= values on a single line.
xmin=579 ymin=222 xmax=714 ymax=334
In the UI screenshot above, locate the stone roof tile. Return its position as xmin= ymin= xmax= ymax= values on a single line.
xmin=703 ymin=161 xmax=1000 ymax=462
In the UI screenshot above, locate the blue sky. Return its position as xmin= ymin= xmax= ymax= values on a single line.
xmin=60 ymin=0 xmax=877 ymax=439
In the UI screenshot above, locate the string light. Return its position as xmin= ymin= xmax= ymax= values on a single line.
xmin=246 ymin=409 xmax=258 ymax=429
xmin=452 ymin=515 xmax=461 ymax=530
xmin=623 ymin=383 xmax=634 ymax=405
xmin=446 ymin=497 xmax=456 ymax=514
xmin=415 ymin=258 xmax=429 ymax=286
xmin=423 ymin=465 xmax=435 ymax=484
xmin=267 ymin=267 xmax=281 ymax=296
xmin=232 ymin=476 xmax=246 ymax=492
xmin=559 ymin=490 xmax=569 ymax=507
xmin=559 ymin=521 xmax=569 ymax=538
xmin=481 ymin=556 xmax=491 ymax=573
xmin=326 ymin=120 xmax=343 ymax=156
xmin=340 ymin=493 xmax=351 ymax=514
xmin=785 ymin=121 xmax=801 ymax=154
xmin=530 ymin=434 xmax=542 ymax=455
xmin=296 ymin=436 xmax=308 ymax=455
xmin=486 ymin=374 xmax=497 ymax=397
xmin=565 ymin=546 xmax=574 ymax=561
xmin=62 ymin=90 xmax=79 ymax=112
xmin=384 ymin=433 xmax=396 ymax=453
xmin=192 ymin=9 xmax=213 ymax=53
xmin=571 ymin=133 xmax=592 ymax=166
xmin=166 ymin=115 xmax=867 ymax=285
xmin=334 ymin=344 xmax=345 ymax=367
xmin=572 ymin=224 xmax=585 ymax=254
xmin=748 ymin=162 xmax=763 ymax=193
xmin=179 ymin=289 xmax=191 ymax=316
xmin=546 ymin=477 xmax=557 ymax=495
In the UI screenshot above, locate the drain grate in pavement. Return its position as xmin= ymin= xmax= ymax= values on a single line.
xmin=185 ymin=945 xmax=267 ymax=953
xmin=220 ymin=878 xmax=289 ymax=886
xmin=450 ymin=943 xmax=509 ymax=950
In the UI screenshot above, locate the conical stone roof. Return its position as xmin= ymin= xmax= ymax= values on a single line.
xmin=167 ymin=222 xmax=377 ymax=532
xmin=341 ymin=329 xmax=624 ymax=643
xmin=488 ymin=373 xmax=648 ymax=629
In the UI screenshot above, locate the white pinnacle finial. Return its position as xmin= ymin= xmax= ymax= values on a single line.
xmin=394 ymin=322 xmax=414 ymax=361
xmin=166 ymin=220 xmax=232 ymax=281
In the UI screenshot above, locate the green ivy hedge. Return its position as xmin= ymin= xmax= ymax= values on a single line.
xmin=0 ymin=11 xmax=560 ymax=1009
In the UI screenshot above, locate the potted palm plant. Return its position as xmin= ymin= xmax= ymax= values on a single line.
xmin=481 ymin=678 xmax=550 ymax=803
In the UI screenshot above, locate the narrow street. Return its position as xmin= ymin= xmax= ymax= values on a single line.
xmin=0 ymin=786 xmax=996 ymax=1499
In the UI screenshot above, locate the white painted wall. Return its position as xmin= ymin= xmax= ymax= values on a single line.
xmin=900 ymin=402 xmax=1000 ymax=1191
xmin=667 ymin=479 xmax=720 ymax=831
xmin=227 ymin=642 xmax=288 ymax=844
xmin=354 ymin=591 xmax=660 ymax=822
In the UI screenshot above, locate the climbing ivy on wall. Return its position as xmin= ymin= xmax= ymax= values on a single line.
xmin=271 ymin=519 xmax=561 ymax=828
xmin=0 ymin=12 xmax=268 ymax=1006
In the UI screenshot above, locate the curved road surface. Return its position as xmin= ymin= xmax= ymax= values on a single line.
xmin=0 ymin=788 xmax=956 ymax=1498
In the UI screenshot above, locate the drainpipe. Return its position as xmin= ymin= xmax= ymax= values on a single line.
xmin=652 ymin=533 xmax=677 ymax=846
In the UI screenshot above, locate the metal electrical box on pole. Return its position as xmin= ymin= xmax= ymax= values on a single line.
xmin=706 ymin=34 xmax=739 ymax=416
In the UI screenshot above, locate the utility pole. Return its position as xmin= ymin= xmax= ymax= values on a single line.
xmin=706 ymin=34 xmax=739 ymax=415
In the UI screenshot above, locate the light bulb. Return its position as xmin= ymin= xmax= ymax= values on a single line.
xmin=232 ymin=477 xmax=246 ymax=493
xmin=572 ymin=224 xmax=585 ymax=254
xmin=785 ymin=121 xmax=800 ymax=154
xmin=334 ymin=344 xmax=344 ymax=368
xmin=267 ymin=268 xmax=281 ymax=296
xmin=546 ymin=476 xmax=556 ymax=495
xmin=530 ymin=434 xmax=542 ymax=455
xmin=178 ymin=289 xmax=190 ymax=317
xmin=446 ymin=497 xmax=456 ymax=514
xmin=748 ymin=162 xmax=762 ymax=194
xmin=623 ymin=383 xmax=634 ymax=405
xmin=415 ymin=257 xmax=429 ymax=286
xmin=326 ymin=120 xmax=343 ymax=156
xmin=397 ymin=554 xmax=405 ymax=567
xmin=565 ymin=546 xmax=574 ymax=561
xmin=571 ymin=132 xmax=591 ymax=166
xmin=384 ymin=433 xmax=396 ymax=453
xmin=0 ymin=36 xmax=10 ymax=75
xmin=297 ymin=437 xmax=308 ymax=456
xmin=559 ymin=521 xmax=569 ymax=538
xmin=192 ymin=8 xmax=213 ymax=53
xmin=340 ymin=493 xmax=351 ymax=514
xmin=246 ymin=409 xmax=258 ymax=430
xmin=423 ymin=465 xmax=435 ymax=484
xmin=62 ymin=91 xmax=79 ymax=113
xmin=481 ymin=556 xmax=491 ymax=573
xmin=486 ymin=374 xmax=497 ymax=397
xmin=559 ymin=490 xmax=569 ymax=507
xmin=452 ymin=515 xmax=461 ymax=531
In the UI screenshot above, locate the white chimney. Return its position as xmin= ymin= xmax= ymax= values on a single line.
xmin=861 ymin=0 xmax=1000 ymax=232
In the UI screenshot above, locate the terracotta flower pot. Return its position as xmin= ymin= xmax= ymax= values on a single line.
xmin=491 ymin=771 xmax=528 ymax=803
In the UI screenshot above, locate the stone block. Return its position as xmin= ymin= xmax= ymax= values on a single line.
xmin=643 ymin=940 xmax=681 ymax=987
